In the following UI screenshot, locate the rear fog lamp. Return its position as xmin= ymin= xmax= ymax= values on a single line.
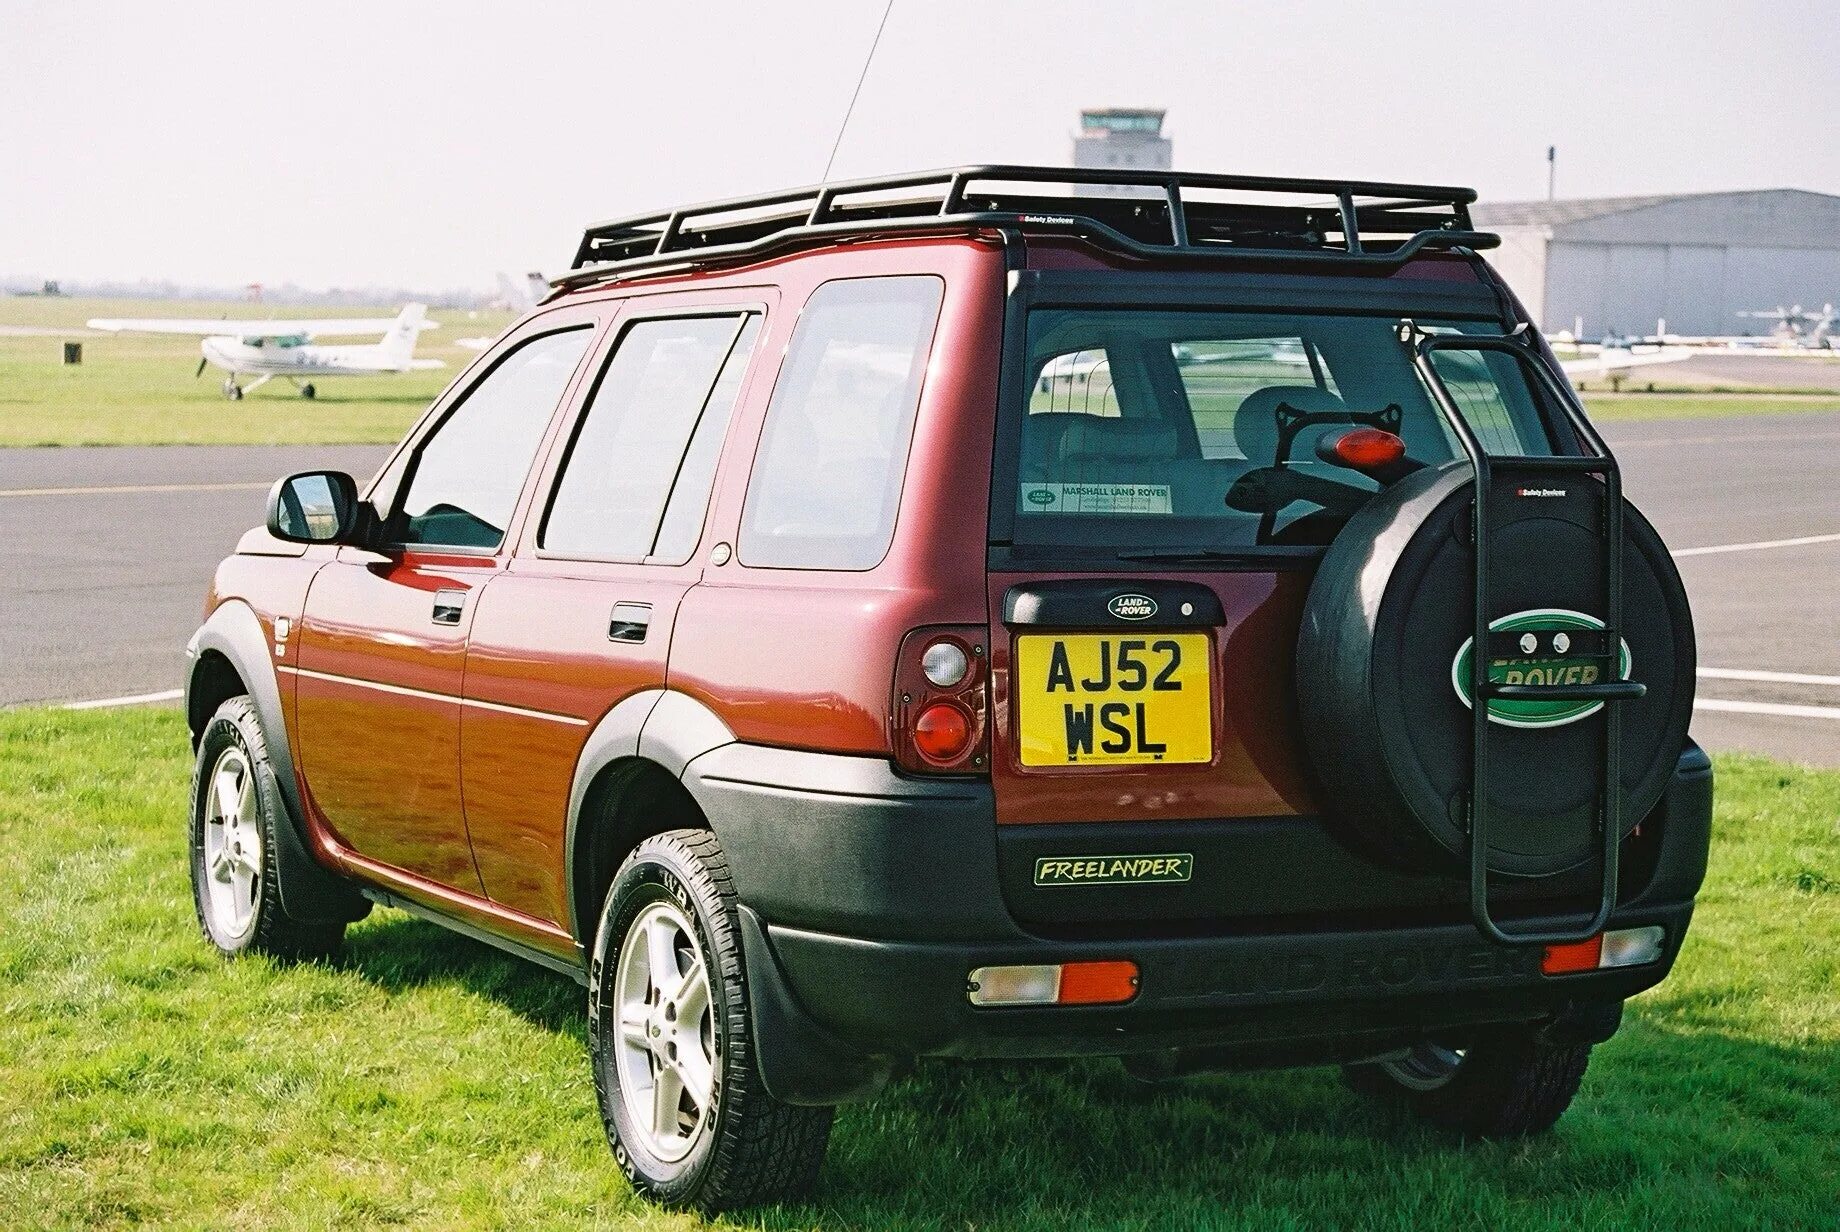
xmin=967 ymin=960 xmax=1139 ymax=1006
xmin=1541 ymin=925 xmax=1665 ymax=975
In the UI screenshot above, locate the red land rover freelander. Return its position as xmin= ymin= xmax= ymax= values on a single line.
xmin=185 ymin=166 xmax=1705 ymax=1211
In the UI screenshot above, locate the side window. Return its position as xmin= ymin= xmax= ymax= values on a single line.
xmin=1424 ymin=349 xmax=1550 ymax=456
xmin=1170 ymin=337 xmax=1339 ymax=459
xmin=1030 ymin=347 xmax=1119 ymax=417
xmin=739 ymin=276 xmax=944 ymax=570
xmin=541 ymin=313 xmax=760 ymax=561
xmin=396 ymin=327 xmax=591 ymax=549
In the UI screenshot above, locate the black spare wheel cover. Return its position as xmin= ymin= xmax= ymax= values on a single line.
xmin=1296 ymin=461 xmax=1695 ymax=877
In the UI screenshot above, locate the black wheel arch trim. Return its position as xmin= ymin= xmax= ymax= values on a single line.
xmin=185 ymin=601 xmax=367 ymax=923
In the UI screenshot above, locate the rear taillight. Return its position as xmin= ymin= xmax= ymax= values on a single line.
xmin=913 ymin=702 xmax=971 ymax=762
xmin=892 ymin=626 xmax=988 ymax=774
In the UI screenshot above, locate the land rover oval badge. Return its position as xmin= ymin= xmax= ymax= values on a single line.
xmin=1451 ymin=608 xmax=1633 ymax=729
xmin=1108 ymin=593 xmax=1157 ymax=621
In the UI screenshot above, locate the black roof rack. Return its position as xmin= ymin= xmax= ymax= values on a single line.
xmin=558 ymin=164 xmax=1498 ymax=292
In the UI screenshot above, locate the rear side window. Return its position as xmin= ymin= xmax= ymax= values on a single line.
xmin=740 ymin=276 xmax=944 ymax=570
xmin=542 ymin=313 xmax=759 ymax=562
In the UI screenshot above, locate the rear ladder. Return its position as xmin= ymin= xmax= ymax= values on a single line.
xmin=1404 ymin=323 xmax=1647 ymax=945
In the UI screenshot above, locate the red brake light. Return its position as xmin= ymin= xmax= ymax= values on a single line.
xmin=913 ymin=702 xmax=971 ymax=763
xmin=1327 ymin=427 xmax=1407 ymax=473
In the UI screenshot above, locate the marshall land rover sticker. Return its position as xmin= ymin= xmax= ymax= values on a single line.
xmin=1451 ymin=607 xmax=1633 ymax=729
xmin=1034 ymin=853 xmax=1194 ymax=887
xmin=1020 ymin=482 xmax=1173 ymax=515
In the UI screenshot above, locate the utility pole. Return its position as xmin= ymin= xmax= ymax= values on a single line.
xmin=1547 ymin=146 xmax=1557 ymax=201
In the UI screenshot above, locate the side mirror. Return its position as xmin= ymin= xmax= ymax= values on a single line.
xmin=266 ymin=470 xmax=361 ymax=544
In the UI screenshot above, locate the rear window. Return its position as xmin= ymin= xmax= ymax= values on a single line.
xmin=1008 ymin=308 xmax=1559 ymax=551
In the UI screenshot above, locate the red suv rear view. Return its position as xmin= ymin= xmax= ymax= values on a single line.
xmin=184 ymin=166 xmax=1706 ymax=1211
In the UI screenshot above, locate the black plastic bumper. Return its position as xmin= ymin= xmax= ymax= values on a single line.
xmin=684 ymin=742 xmax=1712 ymax=1105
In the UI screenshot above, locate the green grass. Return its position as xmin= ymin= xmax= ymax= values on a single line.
xmin=1 ymin=707 xmax=1836 ymax=1228
xmin=7 ymin=298 xmax=1838 ymax=447
xmin=0 ymin=298 xmax=512 ymax=447
xmin=1579 ymin=392 xmax=1840 ymax=423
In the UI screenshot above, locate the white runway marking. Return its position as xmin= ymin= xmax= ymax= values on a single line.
xmin=62 ymin=688 xmax=183 ymax=710
xmin=0 ymin=481 xmax=271 ymax=498
xmin=1672 ymin=531 xmax=1840 ymax=558
xmin=1695 ymin=698 xmax=1840 ymax=721
xmin=1699 ymin=667 xmax=1840 ymax=688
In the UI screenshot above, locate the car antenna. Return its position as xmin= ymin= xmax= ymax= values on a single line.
xmin=820 ymin=0 xmax=896 ymax=180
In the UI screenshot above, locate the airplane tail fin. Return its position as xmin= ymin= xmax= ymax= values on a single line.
xmin=378 ymin=304 xmax=427 ymax=365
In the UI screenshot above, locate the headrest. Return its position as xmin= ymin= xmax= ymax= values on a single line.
xmin=1232 ymin=386 xmax=1348 ymax=464
xmin=1055 ymin=417 xmax=1181 ymax=469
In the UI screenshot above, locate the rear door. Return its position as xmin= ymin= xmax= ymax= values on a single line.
xmin=985 ymin=269 xmax=1558 ymax=917
xmin=459 ymin=295 xmax=769 ymax=928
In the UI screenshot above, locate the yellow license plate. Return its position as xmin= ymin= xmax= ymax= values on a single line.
xmin=1015 ymin=633 xmax=1212 ymax=767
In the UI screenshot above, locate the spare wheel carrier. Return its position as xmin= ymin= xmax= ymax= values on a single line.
xmin=1295 ymin=461 xmax=1695 ymax=879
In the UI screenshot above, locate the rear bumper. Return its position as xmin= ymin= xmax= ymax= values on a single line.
xmin=683 ymin=741 xmax=1712 ymax=1104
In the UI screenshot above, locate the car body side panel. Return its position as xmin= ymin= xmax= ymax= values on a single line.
xmin=667 ymin=238 xmax=1006 ymax=754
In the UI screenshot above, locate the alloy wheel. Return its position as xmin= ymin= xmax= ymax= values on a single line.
xmin=201 ymin=746 xmax=263 ymax=941
xmin=613 ymin=900 xmax=718 ymax=1162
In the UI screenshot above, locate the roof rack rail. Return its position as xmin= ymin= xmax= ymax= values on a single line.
xmin=558 ymin=164 xmax=1498 ymax=292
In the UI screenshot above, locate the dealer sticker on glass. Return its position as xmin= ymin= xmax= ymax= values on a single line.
xmin=1020 ymin=482 xmax=1173 ymax=515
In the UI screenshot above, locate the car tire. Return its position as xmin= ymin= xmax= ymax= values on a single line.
xmin=189 ymin=695 xmax=346 ymax=960
xmin=1344 ymin=1026 xmax=1592 ymax=1137
xmin=589 ymin=829 xmax=832 ymax=1211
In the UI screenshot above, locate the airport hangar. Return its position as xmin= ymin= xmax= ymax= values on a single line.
xmin=1473 ymin=188 xmax=1840 ymax=338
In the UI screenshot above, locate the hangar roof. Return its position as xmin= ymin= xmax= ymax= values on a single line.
xmin=1472 ymin=189 xmax=1840 ymax=249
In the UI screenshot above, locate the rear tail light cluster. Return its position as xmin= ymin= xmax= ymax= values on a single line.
xmin=891 ymin=626 xmax=988 ymax=774
xmin=1541 ymin=925 xmax=1666 ymax=975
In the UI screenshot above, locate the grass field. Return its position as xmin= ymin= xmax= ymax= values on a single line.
xmin=0 ymin=298 xmax=510 ymax=447
xmin=5 ymin=298 xmax=1839 ymax=448
xmin=1 ymin=706 xmax=1835 ymax=1229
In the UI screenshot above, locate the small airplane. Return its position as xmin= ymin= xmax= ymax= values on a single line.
xmin=1736 ymin=303 xmax=1837 ymax=349
xmin=86 ymin=304 xmax=443 ymax=399
xmin=457 ymin=273 xmax=552 ymax=350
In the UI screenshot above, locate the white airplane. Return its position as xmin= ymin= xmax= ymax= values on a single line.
xmin=457 ymin=272 xmax=551 ymax=351
xmin=86 ymin=304 xmax=442 ymax=399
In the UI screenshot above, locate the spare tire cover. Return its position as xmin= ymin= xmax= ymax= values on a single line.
xmin=1295 ymin=461 xmax=1695 ymax=877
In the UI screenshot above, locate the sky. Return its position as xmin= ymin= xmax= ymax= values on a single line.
xmin=4 ymin=0 xmax=1837 ymax=293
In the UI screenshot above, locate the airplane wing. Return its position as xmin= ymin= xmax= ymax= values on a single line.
xmin=1557 ymin=349 xmax=1699 ymax=377
xmin=86 ymin=314 xmax=439 ymax=338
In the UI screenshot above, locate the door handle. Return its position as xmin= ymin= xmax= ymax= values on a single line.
xmin=608 ymin=601 xmax=652 ymax=643
xmin=432 ymin=588 xmax=466 ymax=625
